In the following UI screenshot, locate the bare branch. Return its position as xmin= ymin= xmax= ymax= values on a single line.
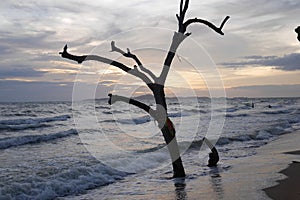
xmin=179 ymin=0 xmax=183 ymax=15
xmin=59 ymin=44 xmax=152 ymax=84
xmin=176 ymin=0 xmax=229 ymax=35
xmin=182 ymin=0 xmax=189 ymax=17
xmin=219 ymin=16 xmax=230 ymax=31
xmin=161 ymin=0 xmax=230 ymax=86
xmin=108 ymin=94 xmax=156 ymax=119
xmin=177 ymin=0 xmax=190 ymax=33
xmin=183 ymin=16 xmax=230 ymax=35
xmin=176 ymin=14 xmax=180 ymax=22
xmin=111 ymin=41 xmax=143 ymax=66
xmin=178 ymin=0 xmax=189 ymax=20
xmin=108 ymin=94 xmax=174 ymax=132
xmin=60 ymin=44 xmax=130 ymax=71
xmin=110 ymin=41 xmax=158 ymax=82
xmin=139 ymin=65 xmax=158 ymax=82
xmin=110 ymin=41 xmax=126 ymax=55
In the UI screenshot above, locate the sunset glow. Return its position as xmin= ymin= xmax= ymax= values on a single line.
xmin=0 ymin=0 xmax=299 ymax=101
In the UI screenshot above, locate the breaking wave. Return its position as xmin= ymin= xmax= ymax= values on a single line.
xmin=0 ymin=162 xmax=128 ymax=200
xmin=0 ymin=129 xmax=77 ymax=149
xmin=0 ymin=115 xmax=71 ymax=131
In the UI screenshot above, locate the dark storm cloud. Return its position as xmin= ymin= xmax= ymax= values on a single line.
xmin=221 ymin=53 xmax=300 ymax=71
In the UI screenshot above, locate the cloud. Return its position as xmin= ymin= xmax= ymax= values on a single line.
xmin=0 ymin=68 xmax=46 ymax=78
xmin=0 ymin=80 xmax=73 ymax=102
xmin=221 ymin=53 xmax=300 ymax=71
xmin=0 ymin=0 xmax=300 ymax=101
xmin=0 ymin=45 xmax=14 ymax=55
xmin=0 ymin=79 xmax=116 ymax=102
xmin=217 ymin=0 xmax=300 ymax=16
xmin=0 ymin=31 xmax=57 ymax=50
xmin=209 ymin=0 xmax=300 ymax=58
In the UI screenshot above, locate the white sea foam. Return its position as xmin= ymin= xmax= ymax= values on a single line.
xmin=0 ymin=115 xmax=71 ymax=126
xmin=117 ymin=115 xmax=151 ymax=125
xmin=0 ymin=123 xmax=49 ymax=131
xmin=168 ymin=112 xmax=190 ymax=118
xmin=0 ymin=129 xmax=77 ymax=149
xmin=0 ymin=115 xmax=71 ymax=131
xmin=255 ymin=130 xmax=273 ymax=140
xmin=0 ymin=163 xmax=127 ymax=200
xmin=0 ymin=98 xmax=300 ymax=199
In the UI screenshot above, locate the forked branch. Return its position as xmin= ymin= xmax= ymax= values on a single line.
xmin=177 ymin=0 xmax=189 ymax=29
xmin=111 ymin=41 xmax=158 ymax=82
xmin=183 ymin=16 xmax=230 ymax=35
xmin=111 ymin=41 xmax=143 ymax=66
xmin=176 ymin=0 xmax=230 ymax=35
xmin=59 ymin=44 xmax=152 ymax=84
xmin=160 ymin=0 xmax=230 ymax=85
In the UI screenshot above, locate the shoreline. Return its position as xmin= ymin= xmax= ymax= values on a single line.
xmin=263 ymin=151 xmax=300 ymax=200
xmin=63 ymin=131 xmax=300 ymax=200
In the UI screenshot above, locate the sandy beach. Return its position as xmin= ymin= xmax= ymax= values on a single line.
xmin=264 ymin=153 xmax=300 ymax=200
xmin=61 ymin=131 xmax=300 ymax=200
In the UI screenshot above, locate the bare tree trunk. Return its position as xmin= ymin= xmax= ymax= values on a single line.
xmin=60 ymin=0 xmax=229 ymax=179
xmin=161 ymin=124 xmax=186 ymax=177
xmin=109 ymin=92 xmax=185 ymax=177
xmin=150 ymin=84 xmax=185 ymax=178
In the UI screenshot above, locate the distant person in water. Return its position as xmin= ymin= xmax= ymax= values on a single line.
xmin=203 ymin=137 xmax=219 ymax=167
xmin=295 ymin=26 xmax=300 ymax=42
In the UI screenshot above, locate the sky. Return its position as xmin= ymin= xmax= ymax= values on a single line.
xmin=0 ymin=0 xmax=300 ymax=102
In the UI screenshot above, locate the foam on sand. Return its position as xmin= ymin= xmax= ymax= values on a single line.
xmin=63 ymin=131 xmax=300 ymax=200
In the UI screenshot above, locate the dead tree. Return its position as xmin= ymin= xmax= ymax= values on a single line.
xmin=60 ymin=0 xmax=229 ymax=178
xmin=296 ymin=26 xmax=300 ymax=42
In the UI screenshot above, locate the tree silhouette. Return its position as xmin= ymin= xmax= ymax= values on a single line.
xmin=295 ymin=26 xmax=300 ymax=42
xmin=60 ymin=0 xmax=229 ymax=178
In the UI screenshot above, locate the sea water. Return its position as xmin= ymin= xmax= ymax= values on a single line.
xmin=0 ymin=97 xmax=299 ymax=199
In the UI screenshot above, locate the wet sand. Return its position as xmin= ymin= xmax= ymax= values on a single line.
xmin=63 ymin=131 xmax=300 ymax=200
xmin=264 ymin=150 xmax=300 ymax=200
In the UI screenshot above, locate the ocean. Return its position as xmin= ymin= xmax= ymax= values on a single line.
xmin=0 ymin=97 xmax=299 ymax=199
